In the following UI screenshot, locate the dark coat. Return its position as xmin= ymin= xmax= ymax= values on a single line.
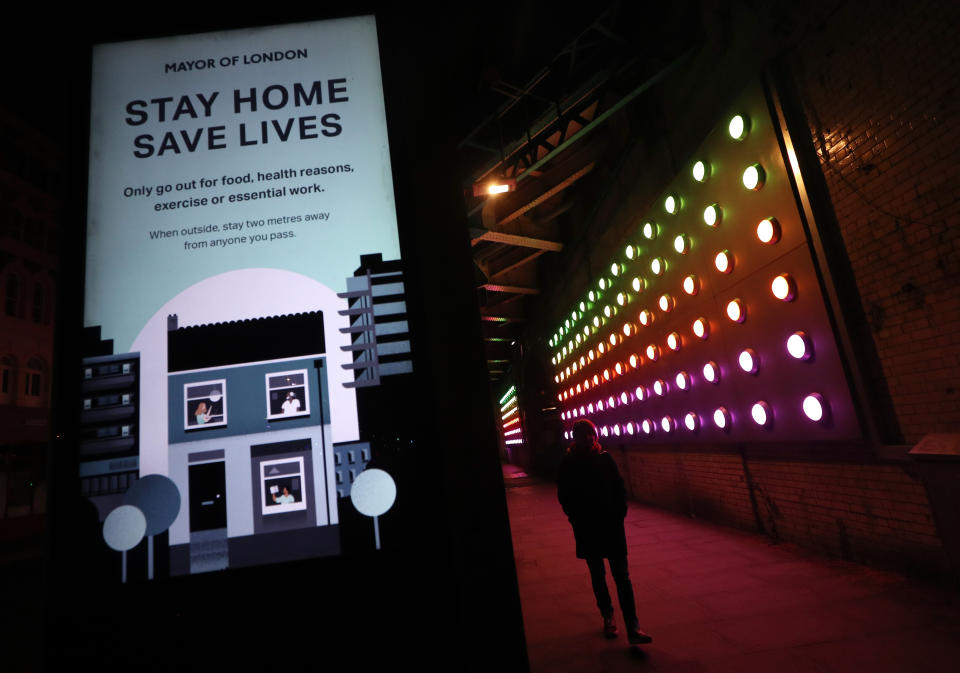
xmin=557 ymin=447 xmax=628 ymax=559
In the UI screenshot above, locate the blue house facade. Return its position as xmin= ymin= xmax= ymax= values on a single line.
xmin=165 ymin=312 xmax=339 ymax=575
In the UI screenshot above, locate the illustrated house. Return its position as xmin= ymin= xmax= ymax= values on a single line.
xmin=164 ymin=311 xmax=340 ymax=575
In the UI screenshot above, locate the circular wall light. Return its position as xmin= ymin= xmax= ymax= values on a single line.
xmin=612 ymin=424 xmax=621 ymax=437
xmin=628 ymin=353 xmax=640 ymax=368
xmin=726 ymin=299 xmax=744 ymax=323
xmin=751 ymin=401 xmax=772 ymax=427
xmin=607 ymin=395 xmax=616 ymax=408
xmin=597 ymin=342 xmax=606 ymax=355
xmin=651 ymin=257 xmax=665 ymax=276
xmin=588 ymin=349 xmax=596 ymax=362
xmin=579 ymin=301 xmax=588 ymax=313
xmin=803 ymin=393 xmax=828 ymax=423
xmin=611 ymin=262 xmax=623 ymax=277
xmin=674 ymin=234 xmax=690 ymax=254
xmin=787 ymin=331 xmax=813 ymax=360
xmin=665 ymin=194 xmax=679 ymax=214
xmin=666 ymin=332 xmax=681 ymax=351
xmin=682 ymin=275 xmax=700 ymax=296
xmin=653 ymin=379 xmax=667 ymax=396
xmin=626 ymin=422 xmax=635 ymax=435
xmin=714 ymin=250 xmax=733 ymax=273
xmin=728 ymin=114 xmax=748 ymax=140
xmin=564 ymin=319 xmax=570 ymax=329
xmin=617 ymin=292 xmax=629 ymax=306
xmin=575 ymin=334 xmax=582 ymax=345
xmin=772 ymin=274 xmax=796 ymax=301
xmin=632 ymin=277 xmax=645 ymax=293
xmin=571 ymin=408 xmax=578 ymax=418
xmin=703 ymin=361 xmax=720 ymax=383
xmin=608 ymin=333 xmax=620 ymax=347
xmin=587 ymin=403 xmax=594 ymax=413
xmin=601 ymin=426 xmax=609 ymax=437
xmin=642 ymin=222 xmax=657 ymax=240
xmin=588 ymin=290 xmax=597 ymax=302
xmin=742 ymin=164 xmax=765 ymax=190
xmin=623 ymin=322 xmax=636 ymax=338
xmin=675 ymin=371 xmax=690 ymax=390
xmin=661 ymin=416 xmax=675 ymax=433
xmin=614 ymin=362 xmax=624 ymax=376
xmin=658 ymin=293 xmax=675 ymax=312
xmin=713 ymin=407 xmax=731 ymax=430
xmin=620 ymin=391 xmax=629 ymax=405
xmin=625 ymin=243 xmax=638 ymax=260
xmin=703 ymin=204 xmax=721 ymax=227
xmin=593 ymin=373 xmax=599 ymax=385
xmin=638 ymin=309 xmax=653 ymax=326
xmin=583 ymin=326 xmax=590 ymax=338
xmin=692 ymin=160 xmax=709 ymax=182
xmin=646 ymin=344 xmax=660 ymax=361
xmin=603 ymin=368 xmax=611 ymax=381
xmin=641 ymin=419 xmax=653 ymax=434
xmin=635 ymin=385 xmax=646 ymax=401
xmin=757 ymin=217 xmax=781 ymax=245
xmin=603 ymin=305 xmax=614 ymax=318
xmin=598 ymin=278 xmax=610 ymax=291
xmin=684 ymin=412 xmax=699 ymax=431
xmin=593 ymin=316 xmax=602 ymax=328
xmin=738 ymin=348 xmax=759 ymax=374
xmin=597 ymin=399 xmax=604 ymax=411
xmin=692 ymin=318 xmax=708 ymax=339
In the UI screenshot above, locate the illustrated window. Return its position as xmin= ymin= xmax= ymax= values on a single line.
xmin=260 ymin=456 xmax=308 ymax=515
xmin=184 ymin=379 xmax=227 ymax=430
xmin=265 ymin=369 xmax=310 ymax=419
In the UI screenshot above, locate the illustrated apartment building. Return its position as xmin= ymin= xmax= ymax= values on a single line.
xmin=79 ymin=349 xmax=141 ymax=521
xmin=337 ymin=254 xmax=413 ymax=387
xmin=165 ymin=311 xmax=339 ymax=575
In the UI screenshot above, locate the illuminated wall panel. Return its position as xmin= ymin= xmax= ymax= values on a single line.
xmin=548 ymin=82 xmax=861 ymax=444
xmin=499 ymin=386 xmax=525 ymax=447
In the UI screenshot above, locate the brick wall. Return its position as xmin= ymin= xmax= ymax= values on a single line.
xmin=788 ymin=0 xmax=960 ymax=443
xmin=609 ymin=446 xmax=950 ymax=576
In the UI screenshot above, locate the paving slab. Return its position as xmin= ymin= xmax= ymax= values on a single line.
xmin=504 ymin=476 xmax=960 ymax=673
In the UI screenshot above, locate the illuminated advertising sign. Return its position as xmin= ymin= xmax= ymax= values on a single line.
xmin=82 ymin=16 xmax=409 ymax=579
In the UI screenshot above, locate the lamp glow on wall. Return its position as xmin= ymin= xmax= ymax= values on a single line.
xmin=547 ymin=81 xmax=862 ymax=444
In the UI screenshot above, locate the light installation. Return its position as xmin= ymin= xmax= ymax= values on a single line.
xmin=499 ymin=386 xmax=524 ymax=447
xmin=547 ymin=82 xmax=861 ymax=443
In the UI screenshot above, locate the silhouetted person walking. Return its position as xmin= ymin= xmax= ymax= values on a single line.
xmin=558 ymin=419 xmax=652 ymax=644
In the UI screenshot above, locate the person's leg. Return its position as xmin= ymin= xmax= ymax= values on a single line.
xmin=608 ymin=556 xmax=651 ymax=643
xmin=585 ymin=557 xmax=613 ymax=618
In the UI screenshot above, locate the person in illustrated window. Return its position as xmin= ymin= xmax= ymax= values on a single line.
xmin=557 ymin=418 xmax=652 ymax=645
xmin=194 ymin=401 xmax=213 ymax=425
xmin=281 ymin=391 xmax=301 ymax=415
xmin=272 ymin=486 xmax=295 ymax=504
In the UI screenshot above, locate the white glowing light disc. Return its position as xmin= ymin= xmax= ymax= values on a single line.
xmin=693 ymin=160 xmax=706 ymax=182
xmin=729 ymin=115 xmax=746 ymax=139
xmin=715 ymin=251 xmax=730 ymax=273
xmin=714 ymin=408 xmax=728 ymax=429
xmin=803 ymin=394 xmax=825 ymax=422
xmin=751 ymin=402 xmax=769 ymax=426
xmin=787 ymin=332 xmax=809 ymax=359
xmin=726 ymin=300 xmax=743 ymax=322
xmin=704 ymin=205 xmax=718 ymax=226
xmin=772 ymin=274 xmax=793 ymax=301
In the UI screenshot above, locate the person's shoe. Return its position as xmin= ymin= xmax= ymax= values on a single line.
xmin=626 ymin=625 xmax=652 ymax=645
xmin=602 ymin=614 xmax=618 ymax=639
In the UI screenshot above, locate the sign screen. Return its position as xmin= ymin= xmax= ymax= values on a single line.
xmin=81 ymin=16 xmax=409 ymax=578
